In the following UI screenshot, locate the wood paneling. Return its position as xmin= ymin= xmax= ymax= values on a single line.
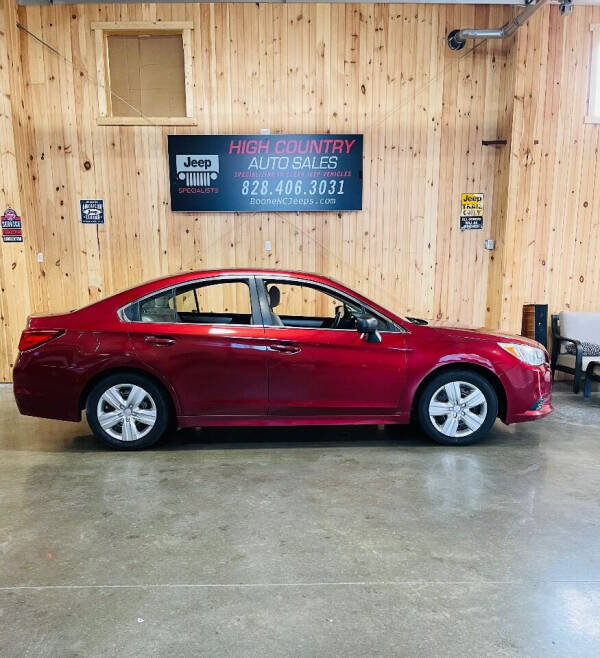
xmin=0 ymin=1 xmax=597 ymax=382
xmin=493 ymin=5 xmax=600 ymax=332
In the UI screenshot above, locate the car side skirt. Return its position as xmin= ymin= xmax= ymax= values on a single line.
xmin=178 ymin=413 xmax=411 ymax=428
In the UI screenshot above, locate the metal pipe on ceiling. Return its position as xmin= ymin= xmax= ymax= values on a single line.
xmin=447 ymin=0 xmax=572 ymax=51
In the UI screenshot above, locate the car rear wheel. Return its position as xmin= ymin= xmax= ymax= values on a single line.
xmin=417 ymin=369 xmax=498 ymax=446
xmin=86 ymin=373 xmax=170 ymax=450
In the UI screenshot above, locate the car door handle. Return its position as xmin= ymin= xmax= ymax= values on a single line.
xmin=268 ymin=342 xmax=301 ymax=354
xmin=145 ymin=335 xmax=175 ymax=346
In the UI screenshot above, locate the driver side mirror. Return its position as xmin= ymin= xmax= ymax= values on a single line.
xmin=356 ymin=314 xmax=382 ymax=343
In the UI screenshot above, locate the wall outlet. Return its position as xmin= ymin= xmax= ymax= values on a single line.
xmin=265 ymin=240 xmax=272 ymax=251
xmin=484 ymin=239 xmax=495 ymax=250
xmin=37 ymin=252 xmax=44 ymax=262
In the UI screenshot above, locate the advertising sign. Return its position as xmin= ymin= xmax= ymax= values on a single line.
xmin=460 ymin=193 xmax=483 ymax=230
xmin=168 ymin=134 xmax=363 ymax=212
xmin=80 ymin=199 xmax=104 ymax=224
xmin=1 ymin=208 xmax=23 ymax=242
xmin=460 ymin=216 xmax=483 ymax=230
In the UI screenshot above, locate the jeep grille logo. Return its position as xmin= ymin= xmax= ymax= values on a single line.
xmin=176 ymin=155 xmax=220 ymax=187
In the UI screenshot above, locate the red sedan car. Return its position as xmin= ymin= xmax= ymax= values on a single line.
xmin=13 ymin=269 xmax=552 ymax=449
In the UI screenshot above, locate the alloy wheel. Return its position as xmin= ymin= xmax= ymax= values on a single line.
xmin=96 ymin=383 xmax=157 ymax=442
xmin=428 ymin=380 xmax=488 ymax=438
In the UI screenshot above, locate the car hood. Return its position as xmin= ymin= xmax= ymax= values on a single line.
xmin=424 ymin=322 xmax=544 ymax=348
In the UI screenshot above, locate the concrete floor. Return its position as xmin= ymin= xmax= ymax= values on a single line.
xmin=1 ymin=383 xmax=599 ymax=657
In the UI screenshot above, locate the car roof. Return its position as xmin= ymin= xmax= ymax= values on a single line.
xmin=77 ymin=268 xmax=401 ymax=325
xmin=131 ymin=268 xmax=346 ymax=290
xmin=179 ymin=268 xmax=336 ymax=280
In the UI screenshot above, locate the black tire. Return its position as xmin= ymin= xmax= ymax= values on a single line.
xmin=417 ymin=369 xmax=498 ymax=446
xmin=86 ymin=372 xmax=171 ymax=450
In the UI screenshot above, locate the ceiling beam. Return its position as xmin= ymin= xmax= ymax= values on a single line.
xmin=12 ymin=0 xmax=563 ymax=7
xmin=16 ymin=0 xmax=600 ymax=8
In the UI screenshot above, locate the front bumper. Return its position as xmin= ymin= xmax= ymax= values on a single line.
xmin=509 ymin=398 xmax=553 ymax=423
xmin=504 ymin=363 xmax=553 ymax=424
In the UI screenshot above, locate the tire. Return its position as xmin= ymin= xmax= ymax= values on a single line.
xmin=417 ymin=369 xmax=498 ymax=446
xmin=86 ymin=372 xmax=171 ymax=450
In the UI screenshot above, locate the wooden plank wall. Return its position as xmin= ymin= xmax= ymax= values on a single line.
xmin=0 ymin=1 xmax=596 ymax=382
xmin=493 ymin=5 xmax=600 ymax=332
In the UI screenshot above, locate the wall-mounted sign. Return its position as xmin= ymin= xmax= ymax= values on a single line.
xmin=460 ymin=193 xmax=483 ymax=230
xmin=80 ymin=199 xmax=104 ymax=224
xmin=1 ymin=208 xmax=23 ymax=242
xmin=168 ymin=134 xmax=363 ymax=212
xmin=460 ymin=216 xmax=483 ymax=230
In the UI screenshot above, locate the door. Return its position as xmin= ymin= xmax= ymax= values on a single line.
xmin=127 ymin=277 xmax=268 ymax=416
xmin=259 ymin=278 xmax=407 ymax=416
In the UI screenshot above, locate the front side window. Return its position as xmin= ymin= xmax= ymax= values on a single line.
xmin=264 ymin=280 xmax=391 ymax=331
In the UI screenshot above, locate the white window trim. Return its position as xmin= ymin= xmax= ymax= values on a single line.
xmin=586 ymin=24 xmax=600 ymax=124
xmin=91 ymin=21 xmax=195 ymax=126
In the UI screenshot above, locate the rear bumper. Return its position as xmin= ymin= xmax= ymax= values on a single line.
xmin=13 ymin=385 xmax=81 ymax=422
xmin=13 ymin=347 xmax=82 ymax=422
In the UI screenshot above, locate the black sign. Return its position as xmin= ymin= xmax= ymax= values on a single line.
xmin=168 ymin=134 xmax=363 ymax=212
xmin=80 ymin=199 xmax=104 ymax=224
xmin=460 ymin=216 xmax=483 ymax=230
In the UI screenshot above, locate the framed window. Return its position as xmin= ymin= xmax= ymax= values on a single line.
xmin=586 ymin=25 xmax=600 ymax=123
xmin=121 ymin=279 xmax=256 ymax=326
xmin=137 ymin=289 xmax=177 ymax=323
xmin=91 ymin=21 xmax=195 ymax=126
xmin=262 ymin=279 xmax=396 ymax=331
xmin=175 ymin=280 xmax=253 ymax=325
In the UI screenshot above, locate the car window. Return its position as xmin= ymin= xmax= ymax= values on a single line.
xmin=264 ymin=280 xmax=389 ymax=331
xmin=138 ymin=289 xmax=177 ymax=323
xmin=175 ymin=280 xmax=252 ymax=325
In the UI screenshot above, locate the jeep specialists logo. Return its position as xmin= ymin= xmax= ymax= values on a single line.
xmin=176 ymin=155 xmax=219 ymax=187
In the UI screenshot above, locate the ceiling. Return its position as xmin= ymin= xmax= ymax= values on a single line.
xmin=15 ymin=1 xmax=600 ymax=10
xmin=13 ymin=0 xmax=593 ymax=6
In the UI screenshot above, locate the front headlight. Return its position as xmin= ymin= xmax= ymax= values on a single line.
xmin=498 ymin=342 xmax=546 ymax=366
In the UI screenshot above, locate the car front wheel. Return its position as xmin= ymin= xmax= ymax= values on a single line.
xmin=86 ymin=373 xmax=170 ymax=450
xmin=417 ymin=369 xmax=498 ymax=446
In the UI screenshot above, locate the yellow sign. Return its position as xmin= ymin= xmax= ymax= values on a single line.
xmin=461 ymin=193 xmax=484 ymax=217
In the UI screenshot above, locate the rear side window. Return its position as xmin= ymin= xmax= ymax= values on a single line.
xmin=139 ymin=290 xmax=176 ymax=323
xmin=175 ymin=280 xmax=251 ymax=325
xmin=122 ymin=279 xmax=252 ymax=325
xmin=121 ymin=289 xmax=176 ymax=323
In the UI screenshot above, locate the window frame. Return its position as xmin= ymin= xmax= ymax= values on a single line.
xmin=119 ymin=276 xmax=263 ymax=327
xmin=91 ymin=21 xmax=195 ymax=126
xmin=255 ymin=276 xmax=403 ymax=333
xmin=586 ymin=24 xmax=600 ymax=124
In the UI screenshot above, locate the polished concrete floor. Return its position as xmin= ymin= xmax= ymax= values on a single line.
xmin=1 ymin=383 xmax=599 ymax=657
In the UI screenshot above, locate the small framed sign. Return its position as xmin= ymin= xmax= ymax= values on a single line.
xmin=460 ymin=216 xmax=483 ymax=230
xmin=460 ymin=193 xmax=483 ymax=230
xmin=1 ymin=208 xmax=23 ymax=242
xmin=80 ymin=199 xmax=104 ymax=224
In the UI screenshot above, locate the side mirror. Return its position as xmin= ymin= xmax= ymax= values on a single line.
xmin=356 ymin=315 xmax=382 ymax=343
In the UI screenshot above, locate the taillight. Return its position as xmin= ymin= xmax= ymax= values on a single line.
xmin=18 ymin=330 xmax=64 ymax=352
